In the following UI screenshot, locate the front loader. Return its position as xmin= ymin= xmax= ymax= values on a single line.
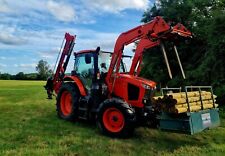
xmin=45 ymin=16 xmax=220 ymax=137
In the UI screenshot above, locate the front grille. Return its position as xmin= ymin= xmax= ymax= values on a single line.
xmin=128 ymin=83 xmax=140 ymax=100
xmin=142 ymin=89 xmax=152 ymax=106
xmin=144 ymin=89 xmax=151 ymax=99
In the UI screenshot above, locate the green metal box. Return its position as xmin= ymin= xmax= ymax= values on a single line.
xmin=159 ymin=108 xmax=220 ymax=134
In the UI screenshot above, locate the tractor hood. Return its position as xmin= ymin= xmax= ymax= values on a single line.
xmin=118 ymin=73 xmax=157 ymax=88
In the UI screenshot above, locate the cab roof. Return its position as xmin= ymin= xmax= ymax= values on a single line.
xmin=74 ymin=49 xmax=132 ymax=58
xmin=74 ymin=49 xmax=96 ymax=55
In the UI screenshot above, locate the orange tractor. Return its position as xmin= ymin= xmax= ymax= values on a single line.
xmin=45 ymin=16 xmax=219 ymax=137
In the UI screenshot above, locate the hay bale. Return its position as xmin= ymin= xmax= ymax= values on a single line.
xmin=181 ymin=93 xmax=187 ymax=98
xmin=193 ymin=91 xmax=200 ymax=96
xmin=203 ymin=104 xmax=214 ymax=109
xmin=188 ymin=97 xmax=200 ymax=102
xmin=200 ymin=91 xmax=207 ymax=95
xmin=182 ymin=102 xmax=197 ymax=108
xmin=175 ymin=104 xmax=185 ymax=109
xmin=187 ymin=92 xmax=195 ymax=97
xmin=202 ymin=100 xmax=214 ymax=104
xmin=167 ymin=93 xmax=182 ymax=99
xmin=204 ymin=103 xmax=219 ymax=109
xmin=190 ymin=105 xmax=201 ymax=111
xmin=152 ymin=91 xmax=218 ymax=114
xmin=175 ymin=98 xmax=186 ymax=104
xmin=196 ymin=101 xmax=202 ymax=105
xmin=174 ymin=107 xmax=188 ymax=114
xmin=175 ymin=102 xmax=184 ymax=106
xmin=201 ymin=95 xmax=212 ymax=100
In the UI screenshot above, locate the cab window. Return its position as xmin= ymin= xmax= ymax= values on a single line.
xmin=74 ymin=53 xmax=94 ymax=89
xmin=98 ymin=51 xmax=127 ymax=74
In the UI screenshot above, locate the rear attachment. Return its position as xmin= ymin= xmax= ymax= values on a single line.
xmin=44 ymin=33 xmax=76 ymax=99
xmin=152 ymin=86 xmax=220 ymax=134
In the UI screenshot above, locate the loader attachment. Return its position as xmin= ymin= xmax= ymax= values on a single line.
xmin=158 ymin=22 xmax=191 ymax=79
xmin=160 ymin=43 xmax=173 ymax=79
xmin=174 ymin=45 xmax=186 ymax=79
xmin=160 ymin=42 xmax=186 ymax=79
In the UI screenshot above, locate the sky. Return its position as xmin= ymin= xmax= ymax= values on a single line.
xmin=0 ymin=0 xmax=154 ymax=74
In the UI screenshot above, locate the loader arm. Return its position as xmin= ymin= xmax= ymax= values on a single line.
xmin=129 ymin=23 xmax=192 ymax=76
xmin=129 ymin=39 xmax=159 ymax=76
xmin=106 ymin=16 xmax=171 ymax=93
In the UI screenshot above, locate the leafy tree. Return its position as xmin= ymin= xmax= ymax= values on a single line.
xmin=36 ymin=60 xmax=53 ymax=80
xmin=0 ymin=73 xmax=11 ymax=80
xmin=141 ymin=4 xmax=161 ymax=23
xmin=141 ymin=0 xmax=225 ymax=98
xmin=25 ymin=73 xmax=38 ymax=80
xmin=15 ymin=72 xmax=25 ymax=80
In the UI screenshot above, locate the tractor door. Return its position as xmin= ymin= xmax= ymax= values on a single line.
xmin=74 ymin=53 xmax=97 ymax=91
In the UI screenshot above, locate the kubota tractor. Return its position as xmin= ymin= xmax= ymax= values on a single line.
xmin=45 ymin=16 xmax=220 ymax=137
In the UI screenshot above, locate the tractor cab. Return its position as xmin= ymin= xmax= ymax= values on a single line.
xmin=72 ymin=47 xmax=129 ymax=92
xmin=67 ymin=47 xmax=132 ymax=120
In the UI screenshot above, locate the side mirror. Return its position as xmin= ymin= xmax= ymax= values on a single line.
xmin=85 ymin=54 xmax=92 ymax=64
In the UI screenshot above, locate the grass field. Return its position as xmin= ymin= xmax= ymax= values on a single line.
xmin=0 ymin=80 xmax=225 ymax=156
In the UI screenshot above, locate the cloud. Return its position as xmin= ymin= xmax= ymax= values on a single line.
xmin=14 ymin=63 xmax=36 ymax=68
xmin=83 ymin=0 xmax=149 ymax=13
xmin=38 ymin=48 xmax=60 ymax=59
xmin=0 ymin=32 xmax=27 ymax=45
xmin=0 ymin=63 xmax=7 ymax=67
xmin=0 ymin=56 xmax=6 ymax=60
xmin=0 ymin=25 xmax=27 ymax=45
xmin=47 ymin=1 xmax=76 ymax=22
xmin=0 ymin=0 xmax=11 ymax=13
xmin=76 ymin=31 xmax=118 ymax=51
xmin=0 ymin=56 xmax=16 ymax=60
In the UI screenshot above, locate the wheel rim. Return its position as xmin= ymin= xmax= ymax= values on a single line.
xmin=60 ymin=91 xmax=72 ymax=116
xmin=103 ymin=107 xmax=125 ymax=133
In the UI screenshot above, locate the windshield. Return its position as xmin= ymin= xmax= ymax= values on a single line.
xmin=98 ymin=51 xmax=127 ymax=73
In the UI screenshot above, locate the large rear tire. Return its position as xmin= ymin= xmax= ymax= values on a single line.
xmin=56 ymin=82 xmax=80 ymax=121
xmin=96 ymin=98 xmax=136 ymax=138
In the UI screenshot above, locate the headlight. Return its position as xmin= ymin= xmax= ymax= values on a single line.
xmin=142 ymin=83 xmax=151 ymax=89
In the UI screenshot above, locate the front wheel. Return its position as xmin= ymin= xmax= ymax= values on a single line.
xmin=96 ymin=98 xmax=136 ymax=137
xmin=56 ymin=82 xmax=80 ymax=121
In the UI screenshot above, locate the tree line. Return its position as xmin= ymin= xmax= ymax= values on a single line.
xmin=0 ymin=60 xmax=52 ymax=80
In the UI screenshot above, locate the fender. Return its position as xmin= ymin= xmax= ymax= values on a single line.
xmin=64 ymin=75 xmax=87 ymax=96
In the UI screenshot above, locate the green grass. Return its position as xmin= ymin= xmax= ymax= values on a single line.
xmin=0 ymin=80 xmax=225 ymax=156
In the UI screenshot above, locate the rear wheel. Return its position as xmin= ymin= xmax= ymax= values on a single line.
xmin=97 ymin=98 xmax=136 ymax=137
xmin=56 ymin=82 xmax=80 ymax=121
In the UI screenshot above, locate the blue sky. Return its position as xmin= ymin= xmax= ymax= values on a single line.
xmin=0 ymin=0 xmax=154 ymax=74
